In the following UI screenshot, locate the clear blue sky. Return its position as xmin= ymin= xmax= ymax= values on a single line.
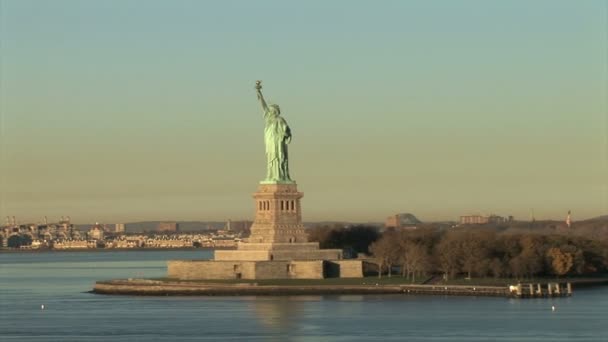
xmin=1 ymin=0 xmax=606 ymax=224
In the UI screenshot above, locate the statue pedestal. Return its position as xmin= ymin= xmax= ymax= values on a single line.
xmin=247 ymin=182 xmax=308 ymax=244
xmin=215 ymin=182 xmax=342 ymax=261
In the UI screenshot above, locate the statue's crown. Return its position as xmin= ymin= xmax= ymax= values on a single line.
xmin=270 ymin=104 xmax=281 ymax=113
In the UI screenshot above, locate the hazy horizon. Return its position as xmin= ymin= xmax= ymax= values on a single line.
xmin=1 ymin=1 xmax=606 ymax=223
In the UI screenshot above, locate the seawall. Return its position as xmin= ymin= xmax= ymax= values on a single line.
xmin=93 ymin=279 xmax=511 ymax=297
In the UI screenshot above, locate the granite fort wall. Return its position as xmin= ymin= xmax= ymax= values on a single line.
xmin=168 ymin=260 xmax=327 ymax=280
xmin=167 ymin=260 xmax=256 ymax=280
xmin=292 ymin=261 xmax=324 ymax=279
xmin=333 ymin=260 xmax=364 ymax=278
xmin=254 ymin=260 xmax=324 ymax=279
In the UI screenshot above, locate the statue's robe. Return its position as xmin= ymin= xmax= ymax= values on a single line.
xmin=264 ymin=111 xmax=292 ymax=181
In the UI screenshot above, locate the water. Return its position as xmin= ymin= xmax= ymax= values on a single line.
xmin=1 ymin=250 xmax=607 ymax=341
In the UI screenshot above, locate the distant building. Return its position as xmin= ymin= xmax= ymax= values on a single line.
xmin=385 ymin=213 xmax=422 ymax=229
xmin=30 ymin=239 xmax=43 ymax=249
xmin=88 ymin=223 xmax=105 ymax=240
xmin=211 ymin=237 xmax=238 ymax=248
xmin=225 ymin=220 xmax=252 ymax=233
xmin=460 ymin=215 xmax=488 ymax=224
xmin=112 ymin=239 xmax=141 ymax=248
xmin=158 ymin=222 xmax=179 ymax=232
xmin=115 ymin=223 xmax=125 ymax=234
xmin=487 ymin=215 xmax=508 ymax=224
xmin=144 ymin=237 xmax=192 ymax=248
xmin=460 ymin=214 xmax=509 ymax=225
xmin=53 ymin=239 xmax=94 ymax=249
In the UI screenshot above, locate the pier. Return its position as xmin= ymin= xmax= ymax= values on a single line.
xmin=509 ymin=282 xmax=572 ymax=298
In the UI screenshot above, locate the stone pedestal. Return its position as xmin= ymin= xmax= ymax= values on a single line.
xmin=247 ymin=182 xmax=308 ymax=244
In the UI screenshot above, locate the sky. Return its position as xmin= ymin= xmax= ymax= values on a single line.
xmin=0 ymin=0 xmax=606 ymax=224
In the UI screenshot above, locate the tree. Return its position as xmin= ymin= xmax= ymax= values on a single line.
xmin=436 ymin=232 xmax=462 ymax=280
xmin=499 ymin=235 xmax=523 ymax=261
xmin=459 ymin=230 xmax=494 ymax=278
xmin=308 ymin=224 xmax=380 ymax=255
xmin=307 ymin=224 xmax=340 ymax=248
xmin=340 ymin=225 xmax=381 ymax=255
xmin=547 ymin=247 xmax=574 ymax=276
xmin=602 ymin=245 xmax=608 ymax=271
xmin=402 ymin=242 xmax=431 ymax=282
xmin=7 ymin=234 xmax=32 ymax=248
xmin=370 ymin=232 xmax=400 ymax=278
xmin=508 ymin=235 xmax=545 ymax=278
xmin=509 ymin=249 xmax=542 ymax=279
xmin=560 ymin=244 xmax=585 ymax=275
xmin=488 ymin=258 xmax=504 ymax=278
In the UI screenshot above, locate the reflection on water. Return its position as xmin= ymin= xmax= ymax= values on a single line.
xmin=251 ymin=296 xmax=323 ymax=329
xmin=250 ymin=297 xmax=303 ymax=331
xmin=334 ymin=295 xmax=364 ymax=302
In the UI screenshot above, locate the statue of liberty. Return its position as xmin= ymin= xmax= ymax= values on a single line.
xmin=255 ymin=81 xmax=293 ymax=183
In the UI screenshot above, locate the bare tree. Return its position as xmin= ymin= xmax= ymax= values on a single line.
xmin=369 ymin=230 xmax=402 ymax=278
xmin=402 ymin=242 xmax=431 ymax=282
xmin=436 ymin=232 xmax=462 ymax=280
xmin=460 ymin=230 xmax=494 ymax=278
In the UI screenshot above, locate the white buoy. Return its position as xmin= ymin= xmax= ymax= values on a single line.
xmin=41 ymin=304 xmax=45 ymax=310
xmin=551 ymin=305 xmax=555 ymax=311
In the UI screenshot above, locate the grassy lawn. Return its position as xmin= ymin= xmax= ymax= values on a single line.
xmin=437 ymin=278 xmax=518 ymax=286
xmin=152 ymin=275 xmax=427 ymax=286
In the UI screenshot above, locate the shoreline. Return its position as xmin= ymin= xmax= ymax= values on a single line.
xmin=92 ymin=278 xmax=608 ymax=297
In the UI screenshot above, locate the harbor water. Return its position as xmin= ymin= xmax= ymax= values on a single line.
xmin=1 ymin=250 xmax=607 ymax=341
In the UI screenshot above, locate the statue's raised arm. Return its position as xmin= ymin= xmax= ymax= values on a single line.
xmin=255 ymin=80 xmax=269 ymax=113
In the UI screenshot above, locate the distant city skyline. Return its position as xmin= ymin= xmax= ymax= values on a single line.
xmin=1 ymin=1 xmax=606 ymax=223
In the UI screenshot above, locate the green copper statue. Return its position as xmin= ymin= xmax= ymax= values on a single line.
xmin=255 ymin=81 xmax=293 ymax=183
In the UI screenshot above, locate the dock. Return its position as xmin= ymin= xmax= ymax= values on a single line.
xmin=508 ymin=282 xmax=572 ymax=298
